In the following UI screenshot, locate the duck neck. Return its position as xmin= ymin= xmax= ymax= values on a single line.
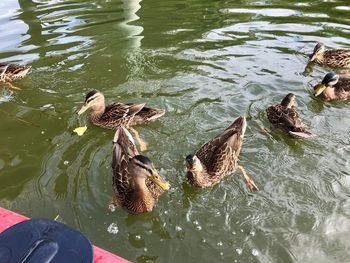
xmin=129 ymin=179 xmax=155 ymax=213
xmin=187 ymin=169 xmax=213 ymax=187
xmin=322 ymin=86 xmax=336 ymax=100
xmin=90 ymin=102 xmax=105 ymax=118
xmin=314 ymin=54 xmax=324 ymax=64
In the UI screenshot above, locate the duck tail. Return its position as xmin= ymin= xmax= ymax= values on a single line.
xmin=15 ymin=66 xmax=31 ymax=78
xmin=146 ymin=108 xmax=165 ymax=121
xmin=226 ymin=116 xmax=246 ymax=132
xmin=134 ymin=107 xmax=165 ymax=123
xmin=113 ymin=126 xmax=135 ymax=145
xmin=113 ymin=126 xmax=135 ymax=146
xmin=112 ymin=127 xmax=137 ymax=167
xmin=289 ymin=130 xmax=316 ymax=138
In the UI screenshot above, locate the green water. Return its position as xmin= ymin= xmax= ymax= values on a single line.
xmin=1 ymin=0 xmax=350 ymax=262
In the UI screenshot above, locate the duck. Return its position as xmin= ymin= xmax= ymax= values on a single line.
xmin=0 ymin=64 xmax=31 ymax=90
xmin=266 ymin=93 xmax=315 ymax=138
xmin=309 ymin=43 xmax=350 ymax=68
xmin=185 ymin=116 xmax=258 ymax=191
xmin=110 ymin=126 xmax=170 ymax=213
xmin=313 ymin=72 xmax=350 ymax=101
xmin=77 ymin=90 xmax=165 ymax=129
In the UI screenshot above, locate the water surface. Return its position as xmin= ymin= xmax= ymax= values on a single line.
xmin=1 ymin=0 xmax=350 ymax=262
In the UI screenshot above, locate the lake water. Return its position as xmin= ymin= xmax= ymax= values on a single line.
xmin=1 ymin=0 xmax=350 ymax=262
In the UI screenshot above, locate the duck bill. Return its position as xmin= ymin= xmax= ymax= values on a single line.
xmin=149 ymin=172 xmax=170 ymax=191
xmin=77 ymin=104 xmax=89 ymax=115
xmin=313 ymin=84 xmax=327 ymax=96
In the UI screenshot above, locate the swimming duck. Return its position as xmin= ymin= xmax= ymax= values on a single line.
xmin=110 ymin=126 xmax=170 ymax=213
xmin=77 ymin=90 xmax=165 ymax=129
xmin=0 ymin=64 xmax=31 ymax=90
xmin=313 ymin=72 xmax=350 ymax=101
xmin=267 ymin=93 xmax=315 ymax=138
xmin=309 ymin=43 xmax=350 ymax=68
xmin=185 ymin=116 xmax=258 ymax=191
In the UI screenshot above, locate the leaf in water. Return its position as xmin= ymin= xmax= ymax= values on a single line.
xmin=73 ymin=126 xmax=87 ymax=136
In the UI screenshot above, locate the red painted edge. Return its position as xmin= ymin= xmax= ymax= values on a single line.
xmin=0 ymin=207 xmax=130 ymax=263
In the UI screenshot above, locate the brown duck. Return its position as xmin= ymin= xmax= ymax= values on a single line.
xmin=110 ymin=126 xmax=170 ymax=213
xmin=309 ymin=43 xmax=350 ymax=68
xmin=313 ymin=72 xmax=350 ymax=101
xmin=266 ymin=93 xmax=315 ymax=138
xmin=0 ymin=64 xmax=31 ymax=90
xmin=77 ymin=90 xmax=165 ymax=129
xmin=0 ymin=64 xmax=31 ymax=82
xmin=185 ymin=116 xmax=258 ymax=191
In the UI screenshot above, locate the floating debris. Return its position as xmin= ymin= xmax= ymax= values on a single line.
xmin=107 ymin=223 xmax=119 ymax=234
xmin=252 ymin=248 xmax=259 ymax=256
xmin=73 ymin=126 xmax=87 ymax=136
xmin=54 ymin=213 xmax=60 ymax=221
xmin=236 ymin=248 xmax=243 ymax=255
xmin=175 ymin=226 xmax=182 ymax=232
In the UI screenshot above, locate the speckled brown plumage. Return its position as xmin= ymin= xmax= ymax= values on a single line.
xmin=0 ymin=64 xmax=31 ymax=82
xmin=111 ymin=127 xmax=169 ymax=213
xmin=78 ymin=90 xmax=165 ymax=129
xmin=309 ymin=43 xmax=350 ymax=68
xmin=186 ymin=116 xmax=246 ymax=187
xmin=266 ymin=93 xmax=315 ymax=138
xmin=93 ymin=103 xmax=164 ymax=128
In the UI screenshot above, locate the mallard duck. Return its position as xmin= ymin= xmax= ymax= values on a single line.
xmin=185 ymin=116 xmax=258 ymax=191
xmin=0 ymin=63 xmax=31 ymax=82
xmin=267 ymin=93 xmax=315 ymax=138
xmin=77 ymin=90 xmax=165 ymax=129
xmin=313 ymin=72 xmax=350 ymax=101
xmin=110 ymin=126 xmax=170 ymax=213
xmin=0 ymin=64 xmax=31 ymax=90
xmin=309 ymin=43 xmax=350 ymax=68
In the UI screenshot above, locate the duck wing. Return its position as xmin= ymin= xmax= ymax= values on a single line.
xmin=267 ymin=105 xmax=301 ymax=128
xmin=268 ymin=105 xmax=315 ymax=137
xmin=196 ymin=117 xmax=245 ymax=177
xmin=101 ymin=102 xmax=146 ymax=122
xmin=112 ymin=127 xmax=139 ymax=202
xmin=325 ymin=50 xmax=350 ymax=67
xmin=336 ymin=76 xmax=350 ymax=92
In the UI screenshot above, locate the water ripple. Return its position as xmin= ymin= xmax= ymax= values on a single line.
xmin=1 ymin=0 xmax=350 ymax=262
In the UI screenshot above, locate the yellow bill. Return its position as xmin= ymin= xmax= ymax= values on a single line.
xmin=149 ymin=172 xmax=170 ymax=191
xmin=313 ymin=84 xmax=327 ymax=96
xmin=73 ymin=126 xmax=87 ymax=136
